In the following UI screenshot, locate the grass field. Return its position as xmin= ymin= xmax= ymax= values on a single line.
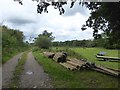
xmin=70 ymin=47 xmax=119 ymax=70
xmin=33 ymin=50 xmax=119 ymax=88
xmin=51 ymin=47 xmax=119 ymax=70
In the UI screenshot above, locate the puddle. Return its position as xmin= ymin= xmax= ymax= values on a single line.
xmin=26 ymin=71 xmax=33 ymax=75
xmin=33 ymin=86 xmax=37 ymax=88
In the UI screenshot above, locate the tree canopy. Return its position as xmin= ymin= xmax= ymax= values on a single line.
xmin=1 ymin=25 xmax=29 ymax=63
xmin=14 ymin=0 xmax=120 ymax=49
xmin=35 ymin=30 xmax=54 ymax=49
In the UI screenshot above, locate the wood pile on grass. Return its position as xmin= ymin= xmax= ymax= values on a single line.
xmin=43 ymin=51 xmax=119 ymax=77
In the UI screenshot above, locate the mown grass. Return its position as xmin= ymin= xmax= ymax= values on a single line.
xmin=51 ymin=47 xmax=119 ymax=70
xmin=9 ymin=51 xmax=28 ymax=88
xmin=33 ymin=51 xmax=119 ymax=88
xmin=70 ymin=47 xmax=119 ymax=70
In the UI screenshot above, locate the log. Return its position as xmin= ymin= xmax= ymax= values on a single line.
xmin=92 ymin=65 xmax=119 ymax=77
xmin=53 ymin=52 xmax=67 ymax=63
xmin=105 ymin=67 xmax=120 ymax=72
xmin=60 ymin=62 xmax=77 ymax=71
xmin=43 ymin=52 xmax=55 ymax=58
xmin=68 ymin=58 xmax=86 ymax=65
xmin=66 ymin=61 xmax=82 ymax=69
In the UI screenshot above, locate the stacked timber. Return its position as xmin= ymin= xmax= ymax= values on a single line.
xmin=43 ymin=52 xmax=55 ymax=58
xmin=53 ymin=52 xmax=67 ymax=63
xmin=67 ymin=58 xmax=88 ymax=70
xmin=59 ymin=58 xmax=87 ymax=70
xmin=60 ymin=62 xmax=77 ymax=71
xmin=68 ymin=58 xmax=86 ymax=65
xmin=42 ymin=51 xmax=119 ymax=77
xmin=67 ymin=60 xmax=85 ymax=69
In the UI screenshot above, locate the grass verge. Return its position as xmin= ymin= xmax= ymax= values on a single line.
xmin=2 ymin=50 xmax=22 ymax=64
xmin=9 ymin=51 xmax=28 ymax=88
xmin=33 ymin=51 xmax=119 ymax=88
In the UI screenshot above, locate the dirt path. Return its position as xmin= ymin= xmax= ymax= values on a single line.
xmin=2 ymin=53 xmax=23 ymax=88
xmin=20 ymin=52 xmax=53 ymax=88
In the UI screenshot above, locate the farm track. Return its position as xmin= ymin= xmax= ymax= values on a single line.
xmin=19 ymin=52 xmax=53 ymax=88
xmin=2 ymin=53 xmax=23 ymax=88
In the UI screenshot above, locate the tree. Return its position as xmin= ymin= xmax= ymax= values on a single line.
xmin=2 ymin=25 xmax=29 ymax=63
xmin=81 ymin=2 xmax=120 ymax=49
xmin=14 ymin=0 xmax=120 ymax=49
xmin=35 ymin=30 xmax=54 ymax=49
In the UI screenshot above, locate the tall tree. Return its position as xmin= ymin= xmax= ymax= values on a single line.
xmin=35 ymin=30 xmax=54 ymax=49
xmin=81 ymin=2 xmax=120 ymax=48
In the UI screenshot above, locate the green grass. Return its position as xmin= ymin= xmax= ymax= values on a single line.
xmin=70 ymin=47 xmax=119 ymax=70
xmin=9 ymin=51 xmax=28 ymax=88
xmin=2 ymin=49 xmax=22 ymax=64
xmin=51 ymin=47 xmax=119 ymax=70
xmin=33 ymin=51 xmax=119 ymax=88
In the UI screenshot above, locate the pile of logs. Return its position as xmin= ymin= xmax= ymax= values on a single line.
xmin=43 ymin=51 xmax=119 ymax=77
xmin=53 ymin=52 xmax=67 ymax=62
xmin=43 ymin=52 xmax=67 ymax=62
xmin=60 ymin=58 xmax=119 ymax=77
xmin=60 ymin=58 xmax=96 ymax=71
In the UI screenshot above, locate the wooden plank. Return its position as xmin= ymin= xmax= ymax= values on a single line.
xmin=105 ymin=67 xmax=120 ymax=72
xmin=95 ymin=65 xmax=119 ymax=76
xmin=96 ymin=55 xmax=120 ymax=60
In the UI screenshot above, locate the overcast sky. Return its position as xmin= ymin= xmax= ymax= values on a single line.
xmin=0 ymin=0 xmax=94 ymax=42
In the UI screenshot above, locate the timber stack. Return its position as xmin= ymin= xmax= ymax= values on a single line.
xmin=43 ymin=51 xmax=119 ymax=77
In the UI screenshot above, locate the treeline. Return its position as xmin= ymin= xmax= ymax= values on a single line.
xmin=53 ymin=38 xmax=120 ymax=49
xmin=2 ymin=25 xmax=29 ymax=63
xmin=33 ymin=30 xmax=119 ymax=49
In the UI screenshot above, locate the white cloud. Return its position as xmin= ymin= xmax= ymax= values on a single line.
xmin=0 ymin=0 xmax=94 ymax=42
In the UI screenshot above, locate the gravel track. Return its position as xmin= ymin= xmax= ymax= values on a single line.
xmin=2 ymin=53 xmax=23 ymax=88
xmin=20 ymin=52 xmax=53 ymax=88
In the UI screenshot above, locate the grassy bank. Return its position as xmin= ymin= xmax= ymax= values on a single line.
xmin=2 ymin=46 xmax=29 ymax=64
xmin=33 ymin=51 xmax=118 ymax=88
xmin=2 ymin=50 xmax=20 ymax=64
xmin=9 ymin=51 xmax=28 ymax=88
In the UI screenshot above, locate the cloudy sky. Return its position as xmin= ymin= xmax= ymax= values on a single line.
xmin=0 ymin=0 xmax=94 ymax=42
